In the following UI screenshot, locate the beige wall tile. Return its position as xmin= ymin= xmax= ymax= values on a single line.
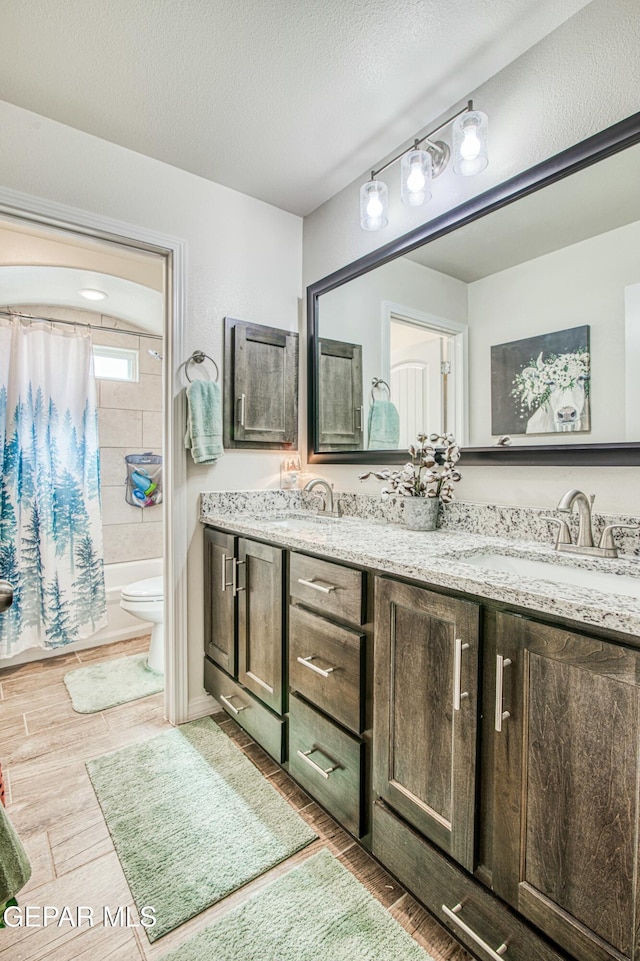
xmin=98 ymin=408 xmax=142 ymax=447
xmin=101 ymin=485 xmax=143 ymax=526
xmin=99 ymin=372 xmax=162 ymax=411
xmin=103 ymin=522 xmax=163 ymax=564
xmin=92 ymin=329 xmax=140 ymax=349
xmin=142 ymin=501 xmax=163 ymax=523
xmin=142 ymin=410 xmax=163 ymax=448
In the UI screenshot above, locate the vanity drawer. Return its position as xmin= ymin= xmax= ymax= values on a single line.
xmin=204 ymin=656 xmax=286 ymax=763
xmin=289 ymin=552 xmax=365 ymax=626
xmin=289 ymin=694 xmax=364 ymax=837
xmin=289 ymin=605 xmax=365 ymax=735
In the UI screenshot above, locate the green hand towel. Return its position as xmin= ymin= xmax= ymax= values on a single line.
xmin=184 ymin=380 xmax=224 ymax=464
xmin=0 ymin=803 xmax=31 ymax=906
xmin=368 ymin=399 xmax=400 ymax=449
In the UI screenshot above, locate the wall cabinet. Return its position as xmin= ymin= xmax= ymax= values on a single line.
xmin=316 ymin=338 xmax=364 ymax=450
xmin=203 ymin=529 xmax=286 ymax=761
xmin=223 ymin=317 xmax=298 ymax=449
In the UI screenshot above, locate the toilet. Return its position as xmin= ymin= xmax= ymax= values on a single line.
xmin=120 ymin=576 xmax=164 ymax=674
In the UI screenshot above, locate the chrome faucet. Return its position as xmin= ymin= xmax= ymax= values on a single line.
xmin=303 ymin=477 xmax=341 ymax=517
xmin=545 ymin=489 xmax=638 ymax=558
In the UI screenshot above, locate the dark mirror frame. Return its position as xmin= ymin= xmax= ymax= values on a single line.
xmin=307 ymin=110 xmax=640 ymax=466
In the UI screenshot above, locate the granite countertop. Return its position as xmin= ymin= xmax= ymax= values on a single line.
xmin=200 ymin=503 xmax=640 ymax=640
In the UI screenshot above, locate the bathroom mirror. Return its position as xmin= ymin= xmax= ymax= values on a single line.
xmin=307 ymin=110 xmax=640 ymax=465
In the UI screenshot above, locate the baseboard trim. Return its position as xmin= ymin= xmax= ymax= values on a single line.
xmin=187 ymin=692 xmax=218 ymax=721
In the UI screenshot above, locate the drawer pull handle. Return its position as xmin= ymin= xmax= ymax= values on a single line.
xmin=297 ymin=655 xmax=336 ymax=678
xmin=297 ymin=577 xmax=336 ymax=594
xmin=219 ymin=694 xmax=247 ymax=716
xmin=221 ymin=553 xmax=234 ymax=593
xmin=453 ymin=638 xmax=470 ymax=711
xmin=296 ymin=749 xmax=338 ymax=780
xmin=495 ymin=654 xmax=512 ymax=732
xmin=442 ymin=902 xmax=509 ymax=961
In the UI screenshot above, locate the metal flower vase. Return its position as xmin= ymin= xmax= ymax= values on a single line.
xmin=402 ymin=496 xmax=439 ymax=531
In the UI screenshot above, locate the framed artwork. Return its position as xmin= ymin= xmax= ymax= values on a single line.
xmin=491 ymin=325 xmax=590 ymax=436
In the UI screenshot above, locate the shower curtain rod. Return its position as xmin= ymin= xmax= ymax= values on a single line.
xmin=0 ymin=310 xmax=162 ymax=341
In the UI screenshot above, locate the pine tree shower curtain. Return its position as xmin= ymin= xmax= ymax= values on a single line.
xmin=0 ymin=319 xmax=106 ymax=657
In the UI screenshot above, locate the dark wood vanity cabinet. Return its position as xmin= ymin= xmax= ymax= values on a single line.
xmin=203 ymin=529 xmax=286 ymax=761
xmin=204 ymin=524 xmax=640 ymax=961
xmin=373 ymin=578 xmax=480 ymax=871
xmin=491 ymin=613 xmax=640 ymax=961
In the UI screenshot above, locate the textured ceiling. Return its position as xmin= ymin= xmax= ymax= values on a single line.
xmin=0 ymin=0 xmax=592 ymax=215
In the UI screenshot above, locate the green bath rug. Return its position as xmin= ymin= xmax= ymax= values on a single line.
xmin=86 ymin=717 xmax=316 ymax=942
xmin=159 ymin=848 xmax=434 ymax=961
xmin=64 ymin=652 xmax=163 ymax=713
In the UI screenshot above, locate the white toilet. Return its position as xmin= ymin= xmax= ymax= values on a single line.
xmin=120 ymin=576 xmax=164 ymax=674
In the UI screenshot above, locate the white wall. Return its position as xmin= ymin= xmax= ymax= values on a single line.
xmin=0 ymin=99 xmax=302 ymax=704
xmin=303 ymin=0 xmax=640 ymax=514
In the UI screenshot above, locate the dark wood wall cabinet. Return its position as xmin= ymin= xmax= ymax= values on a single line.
xmin=316 ymin=338 xmax=363 ymax=450
xmin=223 ymin=317 xmax=299 ymax=449
xmin=203 ymin=523 xmax=637 ymax=961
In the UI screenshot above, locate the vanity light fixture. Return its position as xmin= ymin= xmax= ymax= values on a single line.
xmin=360 ymin=100 xmax=488 ymax=230
xmin=79 ymin=288 xmax=108 ymax=301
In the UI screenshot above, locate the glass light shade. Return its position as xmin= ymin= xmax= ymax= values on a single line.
xmin=401 ymin=148 xmax=432 ymax=206
xmin=452 ymin=110 xmax=488 ymax=176
xmin=360 ymin=180 xmax=388 ymax=231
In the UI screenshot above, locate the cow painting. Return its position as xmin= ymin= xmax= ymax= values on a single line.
xmin=491 ymin=326 xmax=591 ymax=437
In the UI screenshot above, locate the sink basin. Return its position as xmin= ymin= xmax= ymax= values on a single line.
xmin=459 ymin=552 xmax=640 ymax=600
xmin=258 ymin=514 xmax=338 ymax=531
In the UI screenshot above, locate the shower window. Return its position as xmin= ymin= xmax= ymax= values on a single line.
xmin=92 ymin=345 xmax=139 ymax=382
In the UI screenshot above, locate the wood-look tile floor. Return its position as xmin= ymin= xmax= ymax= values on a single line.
xmin=0 ymin=637 xmax=471 ymax=961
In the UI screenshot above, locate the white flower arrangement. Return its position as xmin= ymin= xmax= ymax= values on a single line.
xmin=512 ymin=348 xmax=590 ymax=414
xmin=359 ymin=433 xmax=462 ymax=502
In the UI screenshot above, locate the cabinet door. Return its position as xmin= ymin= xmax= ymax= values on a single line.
xmin=237 ymin=538 xmax=285 ymax=714
xmin=373 ymin=577 xmax=480 ymax=871
xmin=226 ymin=319 xmax=298 ymax=448
xmin=493 ymin=613 xmax=640 ymax=961
xmin=317 ymin=338 xmax=363 ymax=450
xmin=203 ymin=527 xmax=237 ymax=676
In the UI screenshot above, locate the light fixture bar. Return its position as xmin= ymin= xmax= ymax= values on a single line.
xmin=371 ymin=100 xmax=473 ymax=180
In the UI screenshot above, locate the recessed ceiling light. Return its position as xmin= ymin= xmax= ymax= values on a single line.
xmin=79 ymin=288 xmax=108 ymax=301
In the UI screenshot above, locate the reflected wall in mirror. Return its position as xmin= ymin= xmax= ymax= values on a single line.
xmin=308 ymin=111 xmax=640 ymax=465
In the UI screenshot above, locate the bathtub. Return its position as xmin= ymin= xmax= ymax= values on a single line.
xmin=0 ymin=557 xmax=163 ymax=667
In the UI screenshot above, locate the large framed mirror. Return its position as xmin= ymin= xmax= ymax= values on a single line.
xmin=307 ymin=110 xmax=640 ymax=465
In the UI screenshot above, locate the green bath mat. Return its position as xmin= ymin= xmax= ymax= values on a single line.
xmin=64 ymin=653 xmax=163 ymax=713
xmin=87 ymin=717 xmax=316 ymax=942
xmin=159 ymin=849 xmax=434 ymax=961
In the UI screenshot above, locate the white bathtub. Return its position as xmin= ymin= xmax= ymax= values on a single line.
xmin=0 ymin=557 xmax=163 ymax=667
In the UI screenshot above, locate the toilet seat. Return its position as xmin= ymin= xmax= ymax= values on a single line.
xmin=121 ymin=576 xmax=163 ymax=603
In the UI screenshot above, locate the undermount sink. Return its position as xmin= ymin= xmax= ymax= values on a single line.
xmin=459 ymin=552 xmax=640 ymax=600
xmin=258 ymin=514 xmax=339 ymax=530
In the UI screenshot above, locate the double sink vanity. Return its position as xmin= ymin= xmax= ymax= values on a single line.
xmin=201 ymin=488 xmax=640 ymax=961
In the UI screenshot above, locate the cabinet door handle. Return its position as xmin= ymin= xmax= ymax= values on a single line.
xmin=220 ymin=553 xmax=234 ymax=593
xmin=297 ymin=655 xmax=336 ymax=678
xmin=219 ymin=693 xmax=247 ymax=715
xmin=453 ymin=638 xmax=470 ymax=711
xmin=296 ymin=749 xmax=338 ymax=779
xmin=238 ymin=392 xmax=246 ymax=426
xmin=442 ymin=902 xmax=509 ymax=961
xmin=495 ymin=654 xmax=512 ymax=732
xmin=297 ymin=577 xmax=336 ymax=594
xmin=232 ymin=559 xmax=246 ymax=597
xmin=354 ymin=406 xmax=363 ymax=431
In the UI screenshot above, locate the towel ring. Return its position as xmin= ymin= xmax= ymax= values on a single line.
xmin=370 ymin=377 xmax=391 ymax=403
xmin=185 ymin=350 xmax=219 ymax=383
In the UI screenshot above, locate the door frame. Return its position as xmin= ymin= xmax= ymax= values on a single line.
xmin=0 ymin=185 xmax=189 ymax=725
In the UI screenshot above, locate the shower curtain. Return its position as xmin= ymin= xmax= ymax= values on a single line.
xmin=0 ymin=319 xmax=106 ymax=657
